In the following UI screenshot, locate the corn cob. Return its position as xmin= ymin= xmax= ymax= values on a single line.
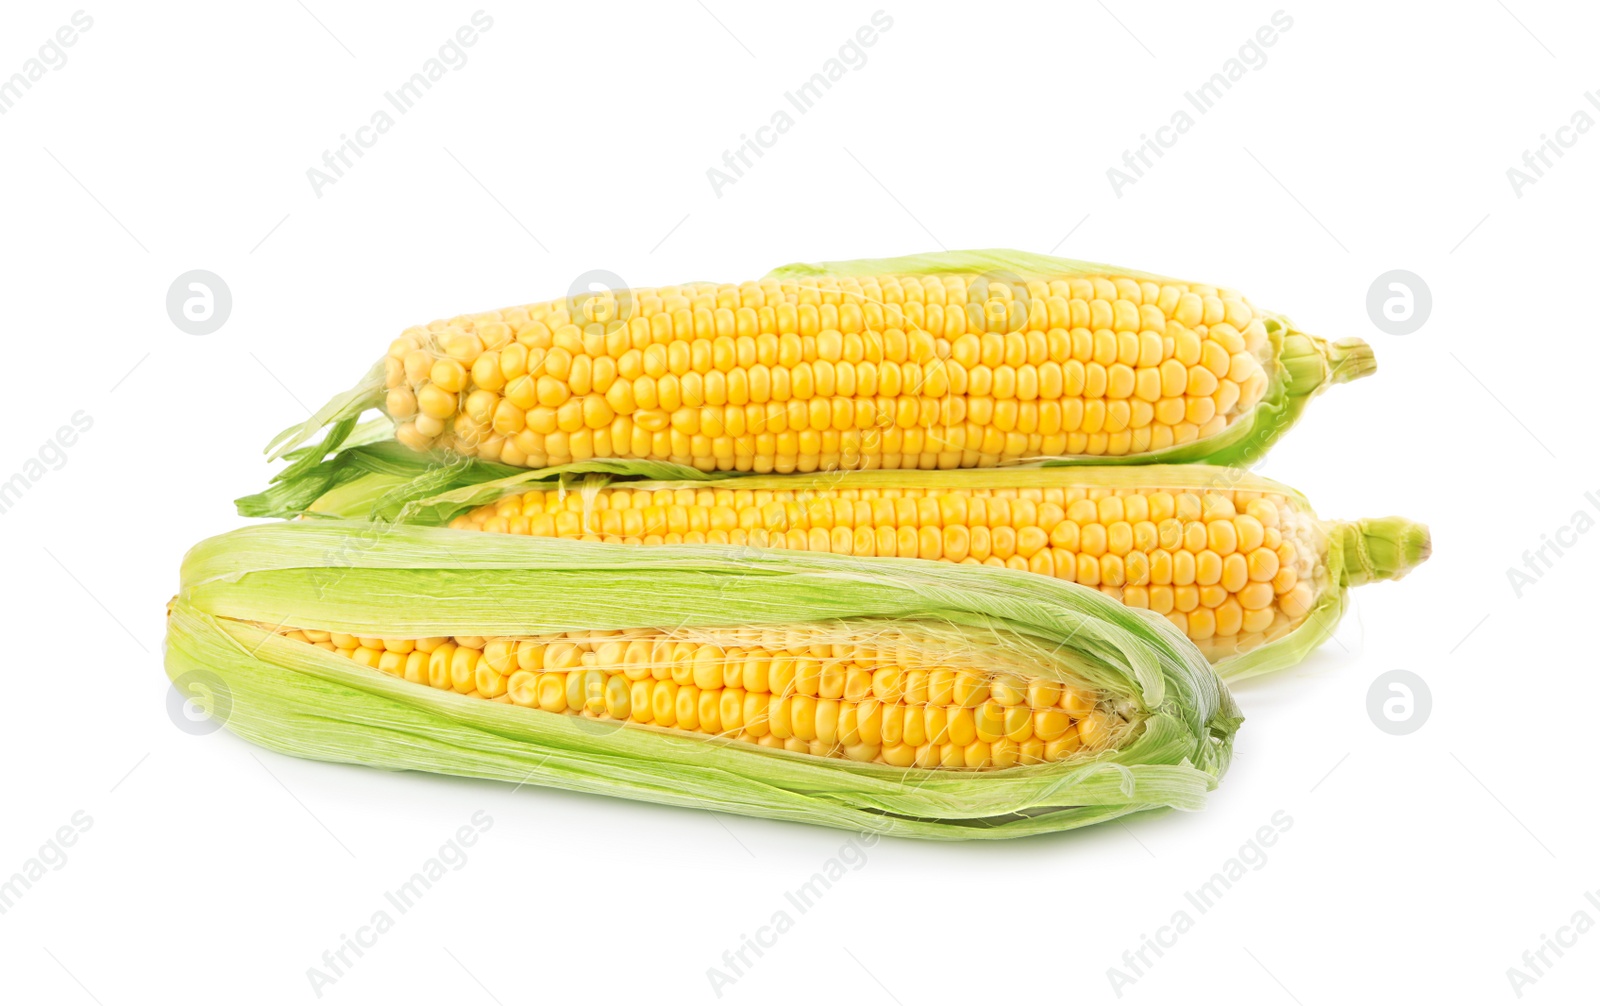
xmin=423 ymin=467 xmax=1424 ymax=680
xmin=264 ymin=250 xmax=1373 ymax=482
xmin=165 ymin=520 xmax=1240 ymax=839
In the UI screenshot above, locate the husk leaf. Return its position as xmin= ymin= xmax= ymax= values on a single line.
xmin=166 ymin=520 xmax=1241 ymax=840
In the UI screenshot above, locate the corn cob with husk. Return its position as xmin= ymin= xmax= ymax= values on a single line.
xmin=252 ymin=458 xmax=1427 ymax=681
xmin=260 ymin=249 xmax=1373 ymax=487
xmin=165 ymin=520 xmax=1240 ymax=839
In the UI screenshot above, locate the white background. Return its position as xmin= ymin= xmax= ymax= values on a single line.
xmin=1 ymin=1 xmax=1594 ymax=1003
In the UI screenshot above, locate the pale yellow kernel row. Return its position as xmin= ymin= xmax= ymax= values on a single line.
xmin=377 ymin=271 xmax=1273 ymax=471
xmin=279 ymin=628 xmax=1121 ymax=771
xmin=451 ymin=484 xmax=1324 ymax=656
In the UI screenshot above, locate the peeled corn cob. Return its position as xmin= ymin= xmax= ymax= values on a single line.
xmin=263 ymin=250 xmax=1373 ymax=483
xmin=165 ymin=519 xmax=1240 ymax=839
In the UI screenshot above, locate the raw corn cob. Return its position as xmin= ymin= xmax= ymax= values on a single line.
xmin=262 ymin=250 xmax=1373 ymax=486
xmin=165 ymin=519 xmax=1240 ymax=839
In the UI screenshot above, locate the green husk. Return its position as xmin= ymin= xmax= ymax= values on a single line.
xmin=1333 ymin=516 xmax=1433 ymax=587
xmin=249 ymin=249 xmax=1372 ymax=511
xmin=234 ymin=436 xmax=721 ymax=522
xmin=264 ymin=360 xmax=387 ymax=463
xmin=766 ymin=248 xmax=1179 ymax=285
xmin=165 ymin=520 xmax=1241 ymax=840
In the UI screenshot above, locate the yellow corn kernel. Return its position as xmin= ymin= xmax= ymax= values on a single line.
xmin=458 ymin=474 xmax=1337 ymax=661
xmin=357 ymin=263 xmax=1373 ymax=475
